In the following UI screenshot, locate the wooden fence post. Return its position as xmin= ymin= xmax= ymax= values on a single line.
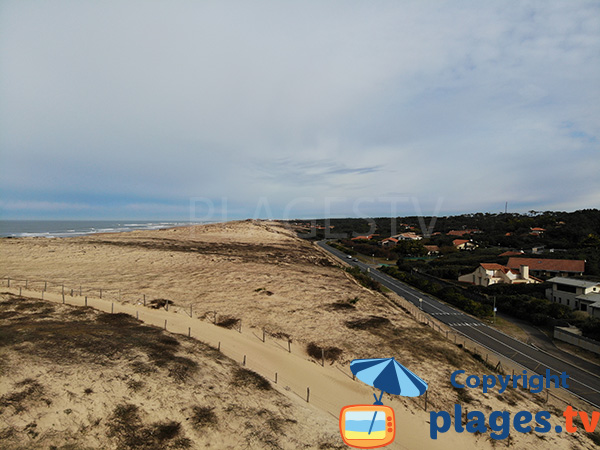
xmin=321 ymin=348 xmax=325 ymax=367
xmin=218 ymin=341 xmax=221 ymax=352
xmin=243 ymin=355 xmax=246 ymax=366
xmin=188 ymin=327 xmax=191 ymax=337
xmin=190 ymin=305 xmax=193 ymax=317
xmin=19 ymin=287 xmax=22 ymax=296
xmin=79 ymin=285 xmax=81 ymax=296
xmin=239 ymin=319 xmax=242 ymax=333
xmin=100 ymin=289 xmax=102 ymax=298
xmin=44 ymin=281 xmax=47 ymax=291
xmin=262 ymin=328 xmax=266 ymax=343
xmin=288 ymin=339 xmax=291 ymax=353
xmin=306 ymin=387 xmax=310 ymax=403
xmin=26 ymin=279 xmax=29 ymax=288
xmin=136 ymin=311 xmax=139 ymax=320
xmin=85 ymin=296 xmax=88 ymax=306
xmin=143 ymin=294 xmax=145 ymax=306
xmin=7 ymin=278 xmax=10 ymax=287
xmin=275 ymin=372 xmax=278 ymax=384
xmin=62 ymin=293 xmax=65 ymax=303
xmin=164 ymin=319 xmax=167 ymax=330
xmin=111 ymin=303 xmax=114 ymax=314
xmin=42 ymin=290 xmax=44 ymax=300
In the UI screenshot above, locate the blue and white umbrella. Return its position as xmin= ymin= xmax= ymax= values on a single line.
xmin=350 ymin=357 xmax=428 ymax=435
xmin=351 ymin=357 xmax=428 ymax=400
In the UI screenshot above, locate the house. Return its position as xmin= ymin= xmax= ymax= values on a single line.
xmin=453 ymin=239 xmax=477 ymax=250
xmin=459 ymin=263 xmax=541 ymax=286
xmin=530 ymin=227 xmax=546 ymax=236
xmin=392 ymin=232 xmax=422 ymax=241
xmin=351 ymin=234 xmax=376 ymax=241
xmin=447 ymin=229 xmax=481 ymax=237
xmin=381 ymin=237 xmax=399 ymax=247
xmin=380 ymin=233 xmax=421 ymax=245
xmin=546 ymin=277 xmax=600 ymax=317
xmin=424 ymin=245 xmax=440 ymax=255
xmin=499 ymin=250 xmax=524 ymax=257
xmin=507 ymin=257 xmax=585 ymax=278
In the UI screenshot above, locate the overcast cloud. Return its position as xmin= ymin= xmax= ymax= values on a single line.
xmin=1 ymin=0 xmax=599 ymax=219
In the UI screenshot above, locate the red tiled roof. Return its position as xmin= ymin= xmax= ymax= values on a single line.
xmin=424 ymin=245 xmax=440 ymax=252
xmin=453 ymin=239 xmax=470 ymax=246
xmin=507 ymin=257 xmax=585 ymax=273
xmin=383 ymin=238 xmax=399 ymax=243
xmin=447 ymin=230 xmax=469 ymax=236
xmin=531 ymin=227 xmax=546 ymax=231
xmin=351 ymin=235 xmax=372 ymax=240
xmin=481 ymin=263 xmax=506 ymax=271
xmin=499 ymin=251 xmax=524 ymax=257
xmin=447 ymin=229 xmax=480 ymax=236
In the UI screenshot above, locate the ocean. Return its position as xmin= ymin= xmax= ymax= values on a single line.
xmin=0 ymin=220 xmax=208 ymax=238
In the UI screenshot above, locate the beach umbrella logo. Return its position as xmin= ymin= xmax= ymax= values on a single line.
xmin=339 ymin=357 xmax=428 ymax=449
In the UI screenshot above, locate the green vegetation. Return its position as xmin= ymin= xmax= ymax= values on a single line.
xmin=345 ymin=267 xmax=382 ymax=292
xmin=297 ymin=209 xmax=600 ymax=275
xmin=329 ymin=242 xmax=356 ymax=255
xmin=380 ymin=266 xmax=493 ymax=318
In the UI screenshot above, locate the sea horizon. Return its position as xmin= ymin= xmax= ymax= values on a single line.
xmin=0 ymin=219 xmax=216 ymax=238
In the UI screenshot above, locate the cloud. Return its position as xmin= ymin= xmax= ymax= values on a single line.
xmin=0 ymin=0 xmax=598 ymax=219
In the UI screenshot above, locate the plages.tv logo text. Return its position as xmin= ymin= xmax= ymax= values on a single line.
xmin=430 ymin=369 xmax=600 ymax=440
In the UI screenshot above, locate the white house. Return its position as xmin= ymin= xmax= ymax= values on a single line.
xmin=392 ymin=232 xmax=422 ymax=241
xmin=453 ymin=239 xmax=477 ymax=250
xmin=546 ymin=277 xmax=600 ymax=317
xmin=458 ymin=263 xmax=540 ymax=286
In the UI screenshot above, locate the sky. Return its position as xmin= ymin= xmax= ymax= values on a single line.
xmin=1 ymin=0 xmax=599 ymax=220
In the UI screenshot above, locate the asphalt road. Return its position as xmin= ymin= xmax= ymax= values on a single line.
xmin=317 ymin=241 xmax=600 ymax=409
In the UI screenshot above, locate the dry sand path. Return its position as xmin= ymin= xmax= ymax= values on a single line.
xmin=4 ymin=285 xmax=493 ymax=450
